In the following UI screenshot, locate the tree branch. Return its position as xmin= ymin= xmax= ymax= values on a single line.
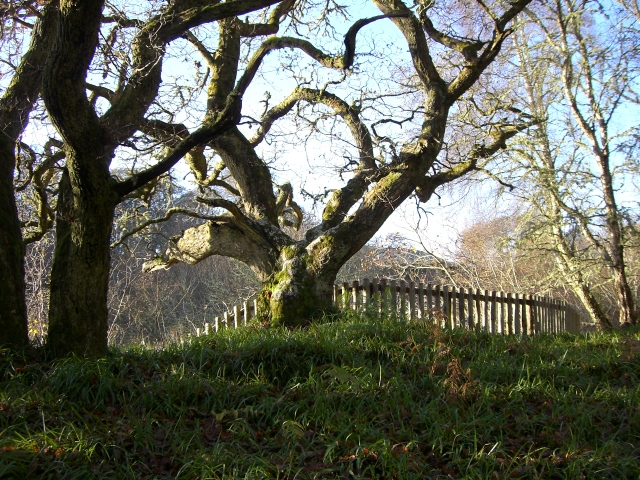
xmin=141 ymin=216 xmax=278 ymax=280
xmin=234 ymin=13 xmax=408 ymax=97
xmin=415 ymin=119 xmax=538 ymax=201
xmin=101 ymin=0 xmax=284 ymax=142
xmin=372 ymin=0 xmax=443 ymax=87
xmin=112 ymin=207 xmax=218 ymax=248
xmin=418 ymin=9 xmax=484 ymax=62
xmin=114 ymin=94 xmax=242 ymax=197
xmin=447 ymin=0 xmax=533 ymax=103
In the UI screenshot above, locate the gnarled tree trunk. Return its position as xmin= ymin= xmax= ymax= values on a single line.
xmin=142 ymin=0 xmax=534 ymax=328
xmin=41 ymin=0 xmax=116 ymax=356
xmin=46 ymin=164 xmax=118 ymax=356
xmin=264 ymin=245 xmax=337 ymax=326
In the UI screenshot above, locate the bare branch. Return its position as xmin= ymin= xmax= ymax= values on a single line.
xmin=234 ymin=13 xmax=409 ymax=97
xmin=111 ymin=207 xmax=219 ymax=249
xmin=416 ymin=118 xmax=539 ymax=201
xmin=447 ymin=0 xmax=534 ymax=103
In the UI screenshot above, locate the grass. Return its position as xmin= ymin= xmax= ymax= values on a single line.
xmin=1 ymin=311 xmax=639 ymax=479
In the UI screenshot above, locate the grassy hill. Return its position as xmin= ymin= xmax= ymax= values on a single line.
xmin=1 ymin=313 xmax=639 ymax=479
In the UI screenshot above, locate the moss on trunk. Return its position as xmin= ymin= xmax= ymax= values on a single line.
xmin=261 ymin=245 xmax=336 ymax=327
xmin=47 ymin=167 xmax=117 ymax=357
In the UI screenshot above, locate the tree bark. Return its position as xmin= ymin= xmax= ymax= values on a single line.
xmin=0 ymin=1 xmax=59 ymax=348
xmin=595 ymin=158 xmax=636 ymax=326
xmin=0 ymin=144 xmax=28 ymax=347
xmin=264 ymin=245 xmax=337 ymax=326
xmin=42 ymin=0 xmax=116 ymax=356
xmin=47 ymin=167 xmax=118 ymax=356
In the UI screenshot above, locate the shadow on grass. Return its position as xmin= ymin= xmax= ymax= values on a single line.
xmin=1 ymin=316 xmax=639 ymax=479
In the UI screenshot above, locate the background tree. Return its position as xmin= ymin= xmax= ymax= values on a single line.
xmin=483 ymin=0 xmax=640 ymax=327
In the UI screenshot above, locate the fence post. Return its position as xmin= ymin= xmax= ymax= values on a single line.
xmin=242 ymin=301 xmax=249 ymax=325
xmin=458 ymin=287 xmax=465 ymax=329
xmin=546 ymin=297 xmax=551 ymax=333
xmin=444 ymin=286 xmax=452 ymax=327
xmin=434 ymin=285 xmax=441 ymax=324
xmin=524 ymin=294 xmax=530 ymax=335
xmin=362 ymin=278 xmax=370 ymax=313
xmin=537 ymin=297 xmax=542 ymax=333
xmin=558 ymin=300 xmax=563 ymax=332
xmin=505 ymin=292 xmax=512 ymax=335
xmin=466 ymin=288 xmax=474 ymax=329
xmin=441 ymin=286 xmax=448 ymax=328
xmin=532 ymin=296 xmax=539 ymax=334
xmin=409 ymin=281 xmax=416 ymax=321
xmin=400 ymin=280 xmax=407 ymax=319
xmin=514 ymin=293 xmax=521 ymax=335
xmin=372 ymin=278 xmax=380 ymax=316
xmin=490 ymin=291 xmax=497 ymax=334
xmin=340 ymin=282 xmax=348 ymax=311
xmin=233 ymin=305 xmax=241 ymax=329
xmin=475 ymin=288 xmax=482 ymax=332
xmin=352 ymin=280 xmax=360 ymax=312
xmin=481 ymin=290 xmax=488 ymax=332
xmin=379 ymin=279 xmax=386 ymax=313
xmin=521 ymin=295 xmax=528 ymax=335
xmin=448 ymin=286 xmax=455 ymax=328
xmin=418 ymin=282 xmax=425 ymax=320
xmin=426 ymin=284 xmax=433 ymax=318
xmin=388 ymin=280 xmax=397 ymax=316
xmin=500 ymin=291 xmax=506 ymax=334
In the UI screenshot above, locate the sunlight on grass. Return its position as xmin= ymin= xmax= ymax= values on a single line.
xmin=1 ymin=315 xmax=639 ymax=479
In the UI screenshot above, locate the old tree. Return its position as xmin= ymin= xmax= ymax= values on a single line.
xmin=1 ymin=0 xmax=535 ymax=356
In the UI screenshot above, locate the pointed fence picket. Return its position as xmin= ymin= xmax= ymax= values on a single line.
xmin=196 ymin=278 xmax=581 ymax=336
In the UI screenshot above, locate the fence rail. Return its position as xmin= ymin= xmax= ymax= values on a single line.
xmin=197 ymin=278 xmax=581 ymax=335
xmin=333 ymin=279 xmax=581 ymax=335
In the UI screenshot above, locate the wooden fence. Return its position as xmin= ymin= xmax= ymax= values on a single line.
xmin=333 ymin=279 xmax=581 ymax=335
xmin=197 ymin=278 xmax=581 ymax=336
xmin=198 ymin=298 xmax=260 ymax=336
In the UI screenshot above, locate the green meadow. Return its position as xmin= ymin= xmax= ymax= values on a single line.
xmin=2 ymin=313 xmax=639 ymax=479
